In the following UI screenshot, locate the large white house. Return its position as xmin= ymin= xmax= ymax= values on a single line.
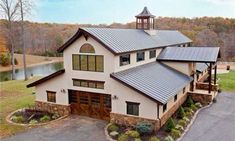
xmin=27 ymin=7 xmax=220 ymax=130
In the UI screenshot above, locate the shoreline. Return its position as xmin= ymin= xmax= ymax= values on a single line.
xmin=0 ymin=60 xmax=63 ymax=73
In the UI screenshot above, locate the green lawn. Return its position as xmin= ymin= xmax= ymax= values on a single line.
xmin=0 ymin=77 xmax=40 ymax=137
xmin=218 ymin=71 xmax=235 ymax=92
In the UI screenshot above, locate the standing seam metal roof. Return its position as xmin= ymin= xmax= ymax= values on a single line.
xmin=196 ymin=63 xmax=208 ymax=72
xmin=111 ymin=62 xmax=193 ymax=104
xmin=157 ymin=47 xmax=220 ymax=62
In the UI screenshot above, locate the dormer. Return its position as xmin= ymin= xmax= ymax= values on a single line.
xmin=135 ymin=7 xmax=155 ymax=30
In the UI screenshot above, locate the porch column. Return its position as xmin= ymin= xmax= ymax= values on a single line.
xmin=214 ymin=64 xmax=217 ymax=85
xmin=208 ymin=63 xmax=212 ymax=93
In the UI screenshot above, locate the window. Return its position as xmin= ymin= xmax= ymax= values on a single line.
xmin=126 ymin=101 xmax=139 ymax=116
xmin=149 ymin=50 xmax=156 ymax=59
xmin=174 ymin=94 xmax=178 ymax=102
xmin=73 ymin=79 xmax=105 ymax=89
xmin=47 ymin=91 xmax=56 ymax=103
xmin=163 ymin=103 xmax=167 ymax=113
xmin=183 ymin=87 xmax=186 ymax=94
xmin=72 ymin=55 xmax=104 ymax=72
xmin=120 ymin=54 xmax=130 ymax=66
xmin=79 ymin=43 xmax=95 ymax=53
xmin=136 ymin=51 xmax=145 ymax=62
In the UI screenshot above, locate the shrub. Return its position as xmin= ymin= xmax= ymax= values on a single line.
xmin=185 ymin=112 xmax=192 ymax=118
xmin=186 ymin=96 xmax=194 ymax=107
xmin=40 ymin=115 xmax=51 ymax=122
xmin=178 ymin=119 xmax=187 ymax=127
xmin=125 ymin=130 xmax=140 ymax=138
xmin=136 ymin=122 xmax=154 ymax=135
xmin=175 ymin=124 xmax=184 ymax=131
xmin=11 ymin=115 xmax=25 ymax=123
xmin=177 ymin=106 xmax=185 ymax=119
xmin=0 ymin=53 xmax=10 ymax=66
xmin=29 ymin=119 xmax=38 ymax=124
xmin=170 ymin=128 xmax=181 ymax=139
xmin=190 ymin=104 xmax=198 ymax=111
xmin=184 ymin=107 xmax=193 ymax=113
xmin=52 ymin=114 xmax=60 ymax=119
xmin=110 ymin=131 xmax=119 ymax=138
xmin=195 ymin=102 xmax=202 ymax=108
xmin=183 ymin=117 xmax=190 ymax=123
xmin=149 ymin=136 xmax=160 ymax=141
xmin=108 ymin=123 xmax=119 ymax=132
xmin=135 ymin=138 xmax=142 ymax=141
xmin=164 ymin=135 xmax=174 ymax=141
xmin=118 ymin=134 xmax=128 ymax=141
xmin=164 ymin=117 xmax=175 ymax=132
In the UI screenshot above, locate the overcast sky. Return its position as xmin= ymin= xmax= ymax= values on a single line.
xmin=31 ymin=0 xmax=235 ymax=24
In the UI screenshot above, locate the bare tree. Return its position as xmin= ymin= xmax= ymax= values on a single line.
xmin=0 ymin=0 xmax=20 ymax=80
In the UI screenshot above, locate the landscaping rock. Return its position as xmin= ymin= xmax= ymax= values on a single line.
xmin=110 ymin=131 xmax=119 ymax=138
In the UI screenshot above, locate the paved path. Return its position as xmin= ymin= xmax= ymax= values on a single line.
xmin=2 ymin=116 xmax=108 ymax=141
xmin=182 ymin=92 xmax=235 ymax=141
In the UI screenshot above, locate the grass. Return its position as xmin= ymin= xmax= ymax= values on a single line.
xmin=218 ymin=71 xmax=235 ymax=92
xmin=0 ymin=77 xmax=41 ymax=138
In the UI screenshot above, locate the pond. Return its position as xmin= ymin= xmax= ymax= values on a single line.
xmin=0 ymin=62 xmax=64 ymax=82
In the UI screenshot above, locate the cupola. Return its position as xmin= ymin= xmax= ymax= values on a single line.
xmin=135 ymin=7 xmax=155 ymax=30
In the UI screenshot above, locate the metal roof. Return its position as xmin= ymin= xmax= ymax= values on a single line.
xmin=157 ymin=47 xmax=220 ymax=63
xmin=81 ymin=28 xmax=192 ymax=54
xmin=111 ymin=62 xmax=193 ymax=104
xmin=196 ymin=63 xmax=208 ymax=73
xmin=135 ymin=7 xmax=155 ymax=18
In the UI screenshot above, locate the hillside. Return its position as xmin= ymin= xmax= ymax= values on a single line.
xmin=0 ymin=17 xmax=234 ymax=61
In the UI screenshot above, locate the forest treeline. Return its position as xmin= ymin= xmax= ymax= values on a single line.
xmin=0 ymin=17 xmax=235 ymax=61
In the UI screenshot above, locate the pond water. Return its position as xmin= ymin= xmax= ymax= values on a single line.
xmin=0 ymin=62 xmax=64 ymax=82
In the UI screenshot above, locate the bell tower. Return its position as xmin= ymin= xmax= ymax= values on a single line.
xmin=135 ymin=7 xmax=155 ymax=30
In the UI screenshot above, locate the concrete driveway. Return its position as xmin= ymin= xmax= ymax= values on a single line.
xmin=2 ymin=116 xmax=108 ymax=141
xmin=182 ymin=92 xmax=235 ymax=141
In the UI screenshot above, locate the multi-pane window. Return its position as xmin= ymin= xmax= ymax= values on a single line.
xmin=72 ymin=55 xmax=104 ymax=72
xmin=73 ymin=79 xmax=105 ymax=89
xmin=126 ymin=101 xmax=139 ymax=116
xmin=163 ymin=103 xmax=167 ymax=113
xmin=174 ymin=94 xmax=178 ymax=102
xmin=149 ymin=50 xmax=156 ymax=59
xmin=120 ymin=54 xmax=130 ymax=66
xmin=47 ymin=91 xmax=56 ymax=103
xmin=136 ymin=51 xmax=145 ymax=62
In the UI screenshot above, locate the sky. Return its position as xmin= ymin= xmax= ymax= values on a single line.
xmin=30 ymin=0 xmax=235 ymax=24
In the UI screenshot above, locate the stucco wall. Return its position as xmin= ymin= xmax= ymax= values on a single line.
xmin=162 ymin=62 xmax=193 ymax=76
xmin=114 ymin=48 xmax=162 ymax=72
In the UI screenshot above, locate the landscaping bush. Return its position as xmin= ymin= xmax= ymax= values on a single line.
xmin=185 ymin=112 xmax=192 ymax=118
xmin=175 ymin=124 xmax=184 ymax=131
xmin=125 ymin=130 xmax=140 ymax=138
xmin=136 ymin=122 xmax=154 ymax=135
xmin=184 ymin=107 xmax=193 ymax=113
xmin=39 ymin=115 xmax=51 ymax=122
xmin=164 ymin=135 xmax=174 ymax=141
xmin=11 ymin=115 xmax=25 ymax=123
xmin=190 ymin=104 xmax=198 ymax=111
xmin=178 ymin=119 xmax=187 ymax=127
xmin=186 ymin=96 xmax=194 ymax=107
xmin=149 ymin=136 xmax=160 ymax=141
xmin=164 ymin=117 xmax=175 ymax=132
xmin=108 ymin=123 xmax=119 ymax=132
xmin=183 ymin=117 xmax=190 ymax=123
xmin=118 ymin=134 xmax=128 ymax=141
xmin=0 ymin=53 xmax=10 ymax=66
xmin=170 ymin=128 xmax=181 ymax=139
xmin=195 ymin=102 xmax=202 ymax=108
xmin=134 ymin=138 xmax=141 ymax=141
xmin=29 ymin=119 xmax=38 ymax=124
xmin=177 ymin=106 xmax=185 ymax=119
xmin=52 ymin=113 xmax=60 ymax=120
xmin=110 ymin=131 xmax=119 ymax=138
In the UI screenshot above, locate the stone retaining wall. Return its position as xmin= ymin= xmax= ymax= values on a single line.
xmin=35 ymin=101 xmax=71 ymax=116
xmin=110 ymin=113 xmax=161 ymax=131
xmin=188 ymin=93 xmax=212 ymax=105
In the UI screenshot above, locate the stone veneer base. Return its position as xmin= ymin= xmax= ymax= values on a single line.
xmin=35 ymin=101 xmax=71 ymax=116
xmin=110 ymin=113 xmax=161 ymax=131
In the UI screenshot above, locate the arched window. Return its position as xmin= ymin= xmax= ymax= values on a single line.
xmin=79 ymin=43 xmax=95 ymax=53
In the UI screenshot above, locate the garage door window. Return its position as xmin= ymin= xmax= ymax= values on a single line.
xmin=126 ymin=101 xmax=139 ymax=116
xmin=47 ymin=91 xmax=56 ymax=103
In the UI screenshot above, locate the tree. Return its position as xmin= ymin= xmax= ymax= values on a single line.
xmin=0 ymin=0 xmax=20 ymax=80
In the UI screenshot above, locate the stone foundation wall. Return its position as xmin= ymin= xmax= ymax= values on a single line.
xmin=35 ymin=101 xmax=71 ymax=116
xmin=110 ymin=113 xmax=161 ymax=131
xmin=160 ymin=93 xmax=187 ymax=126
xmin=188 ymin=93 xmax=212 ymax=105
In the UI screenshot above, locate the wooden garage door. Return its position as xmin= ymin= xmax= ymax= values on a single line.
xmin=69 ymin=90 xmax=111 ymax=120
